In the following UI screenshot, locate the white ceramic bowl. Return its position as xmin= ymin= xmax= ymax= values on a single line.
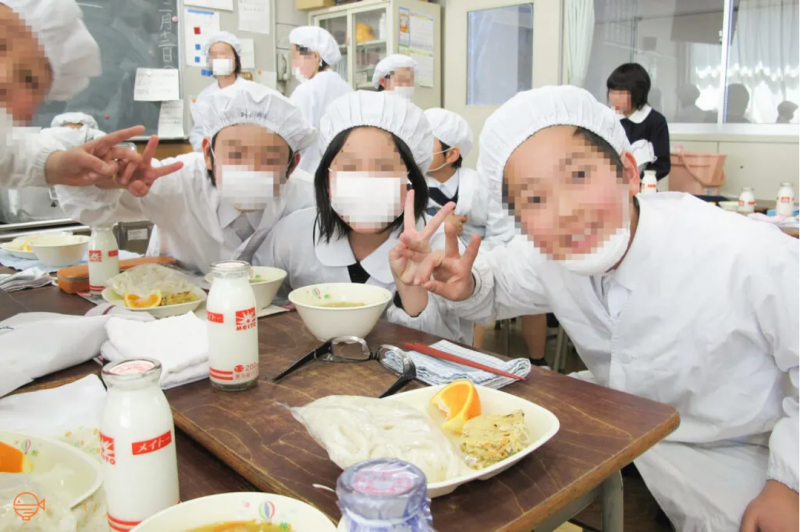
xmin=1 ymin=232 xmax=73 ymax=260
xmin=205 ymin=266 xmax=287 ymax=310
xmin=29 ymin=235 xmax=90 ymax=267
xmin=102 ymin=286 xmax=207 ymax=319
xmin=288 ymin=283 xmax=392 ymax=341
xmin=388 ymin=384 xmax=560 ymax=498
xmin=0 ymin=430 xmax=102 ymax=509
xmin=718 ymin=200 xmax=740 ymax=212
xmin=132 ymin=492 xmax=336 ymax=532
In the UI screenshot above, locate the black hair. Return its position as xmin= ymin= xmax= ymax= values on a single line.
xmin=501 ymin=127 xmax=624 ymax=212
xmin=207 ymin=133 xmax=296 ymax=187
xmin=234 ymin=51 xmax=242 ymax=76
xmin=313 ymin=128 xmax=429 ymax=244
xmin=296 ymin=45 xmax=328 ymax=72
xmin=439 ymin=141 xmax=463 ymax=170
xmin=606 ymin=63 xmax=651 ymax=110
xmin=377 ymin=75 xmax=390 ymax=92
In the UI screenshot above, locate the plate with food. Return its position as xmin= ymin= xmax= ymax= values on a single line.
xmin=289 ymin=381 xmax=560 ymax=497
xmin=131 ymin=492 xmax=336 ymax=532
xmin=1 ymin=232 xmax=72 ymax=260
xmin=103 ymin=264 xmax=207 ymax=319
xmin=205 ymin=266 xmax=287 ymax=310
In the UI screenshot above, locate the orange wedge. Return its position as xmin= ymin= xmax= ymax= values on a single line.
xmin=0 ymin=441 xmax=31 ymax=473
xmin=123 ymin=290 xmax=162 ymax=309
xmin=430 ymin=380 xmax=481 ymax=434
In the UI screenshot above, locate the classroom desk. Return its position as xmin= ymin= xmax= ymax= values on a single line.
xmin=2 ymin=279 xmax=680 ymax=532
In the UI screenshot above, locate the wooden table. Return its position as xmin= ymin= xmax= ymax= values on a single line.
xmin=1 ymin=280 xmax=680 ymax=531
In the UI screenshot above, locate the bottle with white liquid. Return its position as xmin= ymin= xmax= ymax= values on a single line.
xmin=100 ymin=358 xmax=180 ymax=532
xmin=641 ymin=170 xmax=657 ymax=194
xmin=776 ymin=182 xmax=796 ymax=217
xmin=207 ymin=260 xmax=259 ymax=391
xmin=88 ymin=225 xmax=119 ymax=294
xmin=738 ymin=187 xmax=756 ymax=214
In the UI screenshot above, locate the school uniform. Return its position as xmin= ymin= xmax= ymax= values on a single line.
xmin=619 ymin=105 xmax=671 ymax=179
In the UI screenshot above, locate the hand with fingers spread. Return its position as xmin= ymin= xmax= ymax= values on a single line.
xmin=98 ymin=135 xmax=184 ymax=197
xmin=411 ymin=220 xmax=482 ymax=302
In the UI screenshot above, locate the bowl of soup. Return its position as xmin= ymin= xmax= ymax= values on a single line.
xmin=131 ymin=492 xmax=336 ymax=532
xmin=288 ymin=283 xmax=393 ymax=341
xmin=206 ymin=266 xmax=287 ymax=310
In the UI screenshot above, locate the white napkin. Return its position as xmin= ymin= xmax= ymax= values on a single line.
xmin=0 ymin=375 xmax=105 ymax=436
xmin=101 ymin=313 xmax=209 ymax=389
xmin=0 ymin=267 xmax=53 ymax=292
xmin=0 ymin=308 xmax=152 ymax=398
xmin=631 ymin=139 xmax=656 ymax=170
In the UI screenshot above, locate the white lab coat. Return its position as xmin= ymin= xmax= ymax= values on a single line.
xmin=254 ymin=207 xmax=473 ymax=344
xmin=189 ymin=77 xmax=258 ymax=152
xmin=445 ymin=192 xmax=799 ymax=531
xmin=56 ymin=153 xmax=316 ymax=274
xmin=0 ymin=128 xmax=64 ymax=189
xmin=426 ymin=167 xmax=516 ymax=250
xmin=290 ymin=70 xmax=353 ymax=174
xmin=38 ymin=126 xmax=106 ymax=150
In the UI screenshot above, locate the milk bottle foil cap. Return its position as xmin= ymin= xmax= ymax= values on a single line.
xmin=102 ymin=358 xmax=162 ymax=386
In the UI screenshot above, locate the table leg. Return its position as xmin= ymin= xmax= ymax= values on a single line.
xmin=602 ymin=471 xmax=624 ymax=532
xmin=502 ymin=319 xmax=510 ymax=356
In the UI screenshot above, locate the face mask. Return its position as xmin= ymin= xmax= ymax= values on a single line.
xmin=427 ymin=148 xmax=452 ymax=175
xmin=293 ymin=66 xmax=309 ymax=83
xmin=330 ymin=171 xmax=404 ymax=228
xmin=557 ymin=192 xmax=631 ymax=276
xmin=218 ymin=166 xmax=277 ymax=212
xmin=212 ymin=58 xmax=234 ymax=76
xmin=391 ymin=86 xmax=415 ymax=100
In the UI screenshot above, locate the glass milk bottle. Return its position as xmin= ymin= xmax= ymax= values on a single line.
xmin=88 ymin=225 xmax=119 ymax=294
xmin=207 ymin=260 xmax=259 ymax=391
xmin=640 ymin=170 xmax=658 ymax=194
xmin=738 ymin=187 xmax=756 ymax=214
xmin=100 ymin=359 xmax=179 ymax=532
xmin=776 ymin=182 xmax=796 ymax=217
xmin=337 ymin=458 xmax=434 ymax=532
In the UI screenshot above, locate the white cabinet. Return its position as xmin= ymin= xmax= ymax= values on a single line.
xmin=309 ymin=0 xmax=441 ymax=109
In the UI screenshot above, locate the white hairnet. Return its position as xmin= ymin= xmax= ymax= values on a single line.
xmin=371 ymin=54 xmax=418 ymax=89
xmin=478 ymin=86 xmax=631 ymax=196
xmin=289 ymin=26 xmax=342 ymax=66
xmin=2 ymin=0 xmax=101 ymax=101
xmin=201 ymin=31 xmax=243 ymax=62
xmin=319 ymin=91 xmax=433 ymax=174
xmin=424 ymin=108 xmax=473 ymax=159
xmin=199 ymin=83 xmax=317 ymax=152
xmin=51 ymin=112 xmax=98 ymax=129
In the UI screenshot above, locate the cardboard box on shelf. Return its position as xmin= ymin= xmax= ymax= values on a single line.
xmin=296 ymin=0 xmax=335 ymax=10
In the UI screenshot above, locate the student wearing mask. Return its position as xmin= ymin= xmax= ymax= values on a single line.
xmin=190 ymin=32 xmax=256 ymax=152
xmin=607 ymin=63 xmax=670 ymax=180
xmin=39 ymin=112 xmax=106 ymax=149
xmin=372 ymin=54 xmax=417 ymax=100
xmin=289 ymin=26 xmax=353 ymax=174
xmin=255 ymin=91 xmax=473 ymax=344
xmin=0 ymin=0 xmax=163 ymax=195
xmin=406 ymin=85 xmax=798 ymax=532
xmin=57 ymin=85 xmax=317 ymax=274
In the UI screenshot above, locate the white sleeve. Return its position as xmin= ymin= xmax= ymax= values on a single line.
xmin=387 ymin=294 xmax=470 ymax=344
xmin=447 ymin=236 xmax=552 ymax=324
xmin=0 ymin=129 xmax=62 ymax=188
xmin=290 ymin=84 xmax=319 ymax=128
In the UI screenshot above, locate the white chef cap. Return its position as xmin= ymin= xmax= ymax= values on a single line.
xmin=478 ymin=85 xmax=631 ymax=195
xmin=319 ymin=91 xmax=433 ymax=174
xmin=2 ymin=0 xmax=101 ymax=101
xmin=289 ymin=26 xmax=342 ymax=66
xmin=51 ymin=112 xmax=98 ymax=129
xmin=424 ymin=108 xmax=473 ymax=159
xmin=201 ymin=84 xmax=317 ymax=153
xmin=372 ymin=54 xmax=418 ymax=89
xmin=201 ymin=31 xmax=243 ymax=62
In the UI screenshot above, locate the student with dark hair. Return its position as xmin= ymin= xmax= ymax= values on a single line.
xmin=289 ymin=26 xmax=353 ymax=174
xmin=726 ymin=83 xmax=752 ymax=123
xmin=607 ymin=63 xmax=671 ymax=180
xmin=675 ymin=84 xmax=713 ymax=123
xmin=190 ymin=32 xmax=257 ymax=152
xmin=255 ymin=91 xmax=474 ymax=344
xmin=777 ymin=101 xmax=798 ymax=124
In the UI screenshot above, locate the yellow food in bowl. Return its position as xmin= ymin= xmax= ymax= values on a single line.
xmin=185 ymin=521 xmax=291 ymax=532
xmin=161 ymin=291 xmax=200 ymax=306
xmin=319 ymin=301 xmax=366 ymax=308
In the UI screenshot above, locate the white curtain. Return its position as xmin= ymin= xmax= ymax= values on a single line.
xmin=564 ymin=0 xmax=595 ymax=88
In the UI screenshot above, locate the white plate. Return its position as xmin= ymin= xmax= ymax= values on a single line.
xmin=387 ymin=384 xmax=560 ymax=497
xmin=0 ymin=430 xmax=102 ymax=509
xmin=102 ymin=286 xmax=207 ymax=319
xmin=1 ymin=232 xmax=73 ymax=260
xmin=1 ymin=243 xmax=38 ymax=260
xmin=132 ymin=492 xmax=336 ymax=532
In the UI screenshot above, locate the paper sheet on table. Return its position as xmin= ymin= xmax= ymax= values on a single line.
xmin=238 ymin=0 xmax=270 ymax=35
xmin=185 ymin=8 xmax=220 ymax=67
xmin=184 ymin=0 xmax=232 ymax=10
xmin=158 ymin=100 xmax=185 ymax=138
xmin=133 ymin=69 xmax=180 ymax=101
xmin=239 ymin=38 xmax=256 ymax=70
xmin=411 ymin=51 xmax=434 ymax=87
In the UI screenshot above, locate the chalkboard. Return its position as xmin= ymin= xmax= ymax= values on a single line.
xmin=32 ymin=0 xmax=182 ymax=138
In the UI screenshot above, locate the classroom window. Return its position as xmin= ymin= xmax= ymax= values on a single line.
xmin=466 ymin=4 xmax=534 ymax=106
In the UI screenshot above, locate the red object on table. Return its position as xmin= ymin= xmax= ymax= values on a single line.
xmin=404 ymin=342 xmax=525 ymax=381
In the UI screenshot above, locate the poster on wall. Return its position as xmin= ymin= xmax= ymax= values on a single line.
xmin=397 ymin=8 xmax=434 ymax=88
xmin=184 ymin=8 xmax=221 ymax=67
xmin=238 ymin=0 xmax=270 ymax=35
xmin=398 ymin=7 xmax=411 ymax=48
xmin=184 ymin=0 xmax=233 ymax=11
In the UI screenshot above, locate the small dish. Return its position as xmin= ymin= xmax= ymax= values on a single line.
xmin=102 ymin=286 xmax=207 ymax=319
